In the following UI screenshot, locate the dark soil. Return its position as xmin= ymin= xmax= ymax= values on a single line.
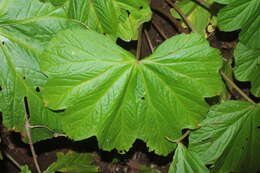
xmin=1 ymin=0 xmax=257 ymax=173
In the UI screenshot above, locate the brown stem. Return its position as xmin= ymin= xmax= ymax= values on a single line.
xmin=23 ymin=100 xmax=42 ymax=173
xmin=29 ymin=125 xmax=66 ymax=138
xmin=144 ymin=29 xmax=154 ymax=53
xmin=150 ymin=7 xmax=185 ymax=33
xmin=166 ymin=0 xmax=195 ymax=32
xmin=220 ymin=71 xmax=256 ymax=105
xmin=165 ymin=130 xmax=191 ymax=144
xmin=136 ymin=25 xmax=143 ymax=60
xmin=152 ymin=21 xmax=168 ymax=40
xmin=3 ymin=151 xmax=21 ymax=170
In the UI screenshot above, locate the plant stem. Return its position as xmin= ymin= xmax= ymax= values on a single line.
xmin=144 ymin=29 xmax=154 ymax=53
xmin=3 ymin=151 xmax=21 ymax=170
xmin=136 ymin=25 xmax=143 ymax=60
xmin=150 ymin=6 xmax=185 ymax=33
xmin=220 ymin=71 xmax=256 ymax=105
xmin=29 ymin=125 xmax=66 ymax=138
xmin=166 ymin=0 xmax=195 ymax=32
xmin=152 ymin=21 xmax=168 ymax=40
xmin=29 ymin=125 xmax=53 ymax=131
xmin=23 ymin=101 xmax=42 ymax=173
xmin=165 ymin=130 xmax=191 ymax=144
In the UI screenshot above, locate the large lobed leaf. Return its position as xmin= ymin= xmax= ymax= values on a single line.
xmin=189 ymin=101 xmax=260 ymax=173
xmin=0 ymin=0 xmax=151 ymax=140
xmin=217 ymin=0 xmax=260 ymax=49
xmin=41 ymin=29 xmax=223 ymax=155
xmin=234 ymin=43 xmax=260 ymax=97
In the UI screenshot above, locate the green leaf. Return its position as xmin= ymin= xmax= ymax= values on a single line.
xmin=137 ymin=165 xmax=161 ymax=173
xmin=0 ymin=0 xmax=66 ymax=21
xmin=234 ymin=43 xmax=260 ymax=97
xmin=189 ymin=101 xmax=260 ymax=173
xmin=0 ymin=0 xmax=85 ymax=142
xmin=217 ymin=0 xmax=260 ymax=48
xmin=20 ymin=165 xmax=32 ymax=173
xmin=43 ymin=151 xmax=99 ymax=173
xmin=66 ymin=0 xmax=152 ymax=41
xmin=41 ymin=29 xmax=223 ymax=155
xmin=169 ymin=143 xmax=209 ymax=173
xmin=214 ymin=0 xmax=235 ymax=4
xmin=170 ymin=0 xmax=213 ymax=35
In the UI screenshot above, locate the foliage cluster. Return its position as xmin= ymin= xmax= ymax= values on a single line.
xmin=0 ymin=0 xmax=259 ymax=172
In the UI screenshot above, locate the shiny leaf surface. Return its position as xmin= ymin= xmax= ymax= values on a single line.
xmin=41 ymin=29 xmax=223 ymax=155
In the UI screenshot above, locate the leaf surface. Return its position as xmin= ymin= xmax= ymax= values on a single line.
xmin=189 ymin=101 xmax=260 ymax=173
xmin=43 ymin=151 xmax=99 ymax=173
xmin=217 ymin=0 xmax=260 ymax=48
xmin=41 ymin=29 xmax=223 ymax=155
xmin=169 ymin=143 xmax=209 ymax=173
xmin=234 ymin=43 xmax=260 ymax=97
xmin=0 ymin=0 xmax=85 ymax=142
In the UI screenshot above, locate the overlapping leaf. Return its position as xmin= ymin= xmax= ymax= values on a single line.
xmin=0 ymin=0 xmax=86 ymax=141
xmin=217 ymin=0 xmax=260 ymax=48
xmin=41 ymin=29 xmax=223 ymax=155
xmin=169 ymin=144 xmax=209 ymax=173
xmin=234 ymin=43 xmax=260 ymax=97
xmin=43 ymin=151 xmax=99 ymax=173
xmin=171 ymin=0 xmax=213 ymax=35
xmin=189 ymin=101 xmax=260 ymax=173
xmin=66 ymin=0 xmax=151 ymax=41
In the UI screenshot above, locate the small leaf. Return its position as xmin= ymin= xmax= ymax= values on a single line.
xmin=217 ymin=0 xmax=260 ymax=48
xmin=189 ymin=101 xmax=260 ymax=173
xmin=170 ymin=0 xmax=213 ymax=35
xmin=43 ymin=151 xmax=99 ymax=173
xmin=20 ymin=165 xmax=32 ymax=173
xmin=41 ymin=29 xmax=223 ymax=155
xmin=169 ymin=143 xmax=209 ymax=173
xmin=234 ymin=43 xmax=260 ymax=97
